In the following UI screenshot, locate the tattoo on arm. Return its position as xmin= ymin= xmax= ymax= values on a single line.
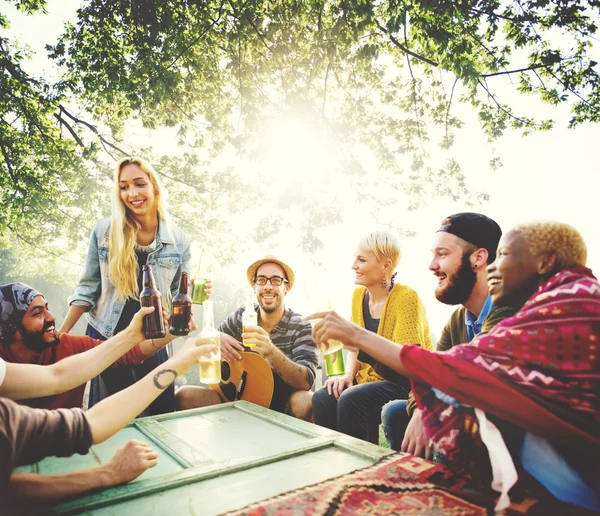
xmin=153 ymin=369 xmax=178 ymax=390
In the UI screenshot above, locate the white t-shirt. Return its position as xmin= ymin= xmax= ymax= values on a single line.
xmin=0 ymin=357 xmax=5 ymax=387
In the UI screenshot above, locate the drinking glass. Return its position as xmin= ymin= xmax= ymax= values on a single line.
xmin=325 ymin=348 xmax=346 ymax=376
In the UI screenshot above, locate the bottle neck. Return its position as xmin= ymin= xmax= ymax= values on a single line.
xmin=143 ymin=266 xmax=156 ymax=289
xmin=179 ymin=272 xmax=189 ymax=295
xmin=203 ymin=301 xmax=215 ymax=329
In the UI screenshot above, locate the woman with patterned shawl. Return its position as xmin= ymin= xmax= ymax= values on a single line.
xmin=308 ymin=221 xmax=599 ymax=512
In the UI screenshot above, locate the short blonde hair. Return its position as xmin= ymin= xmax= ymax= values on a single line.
xmin=513 ymin=221 xmax=587 ymax=270
xmin=359 ymin=231 xmax=401 ymax=271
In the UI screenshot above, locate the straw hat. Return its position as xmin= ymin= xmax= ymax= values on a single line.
xmin=246 ymin=255 xmax=295 ymax=290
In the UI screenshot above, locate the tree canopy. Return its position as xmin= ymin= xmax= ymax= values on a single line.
xmin=1 ymin=0 xmax=599 ymax=264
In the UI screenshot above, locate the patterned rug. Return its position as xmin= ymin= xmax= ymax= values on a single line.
xmin=225 ymin=454 xmax=497 ymax=515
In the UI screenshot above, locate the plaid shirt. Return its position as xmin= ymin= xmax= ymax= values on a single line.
xmin=218 ymin=305 xmax=318 ymax=387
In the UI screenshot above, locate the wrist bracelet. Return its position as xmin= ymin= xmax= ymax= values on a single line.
xmin=151 ymin=339 xmax=161 ymax=350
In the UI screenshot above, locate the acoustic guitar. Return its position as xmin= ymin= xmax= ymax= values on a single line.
xmin=209 ymin=351 xmax=274 ymax=408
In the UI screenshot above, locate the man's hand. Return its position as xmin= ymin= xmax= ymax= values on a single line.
xmin=172 ymin=337 xmax=218 ymax=372
xmin=323 ymin=373 xmax=353 ymax=400
xmin=241 ymin=325 xmax=276 ymax=360
xmin=127 ymin=306 xmax=156 ymax=342
xmin=219 ymin=332 xmax=244 ymax=362
xmin=164 ymin=307 xmax=197 ymax=338
xmin=304 ymin=311 xmax=360 ymax=353
xmin=106 ymin=440 xmax=158 ymax=485
xmin=401 ymin=409 xmax=431 ymax=459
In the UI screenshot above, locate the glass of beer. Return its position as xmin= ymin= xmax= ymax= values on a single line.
xmin=310 ymin=300 xmax=344 ymax=356
xmin=198 ymin=301 xmax=221 ymax=384
xmin=242 ymin=291 xmax=258 ymax=348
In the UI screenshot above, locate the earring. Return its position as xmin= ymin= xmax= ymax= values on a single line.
xmin=380 ymin=275 xmax=388 ymax=290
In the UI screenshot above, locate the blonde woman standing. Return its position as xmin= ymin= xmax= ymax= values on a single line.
xmin=312 ymin=231 xmax=432 ymax=444
xmin=60 ymin=157 xmax=192 ymax=415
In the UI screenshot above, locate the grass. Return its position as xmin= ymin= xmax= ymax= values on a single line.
xmin=378 ymin=426 xmax=390 ymax=449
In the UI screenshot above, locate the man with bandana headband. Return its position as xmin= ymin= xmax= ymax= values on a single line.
xmin=381 ymin=213 xmax=518 ymax=456
xmin=0 ymin=283 xmax=181 ymax=410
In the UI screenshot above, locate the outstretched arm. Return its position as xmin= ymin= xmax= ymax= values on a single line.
xmin=8 ymin=440 xmax=157 ymax=503
xmin=0 ymin=308 xmax=154 ymax=400
xmin=306 ymin=311 xmax=413 ymax=379
xmin=5 ymin=338 xmax=212 ymax=505
xmin=85 ymin=337 xmax=214 ymax=443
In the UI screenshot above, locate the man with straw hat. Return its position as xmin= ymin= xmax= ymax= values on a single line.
xmin=176 ymin=255 xmax=318 ymax=420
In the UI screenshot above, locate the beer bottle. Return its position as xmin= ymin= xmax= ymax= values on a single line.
xmin=140 ymin=264 xmax=166 ymax=339
xmin=169 ymin=271 xmax=192 ymax=336
xmin=242 ymin=291 xmax=258 ymax=347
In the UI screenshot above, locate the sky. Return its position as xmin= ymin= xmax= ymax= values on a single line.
xmin=3 ymin=0 xmax=599 ymax=335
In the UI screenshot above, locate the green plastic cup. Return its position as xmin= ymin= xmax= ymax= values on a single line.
xmin=325 ymin=348 xmax=345 ymax=376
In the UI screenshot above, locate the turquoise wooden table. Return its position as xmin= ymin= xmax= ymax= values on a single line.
xmin=15 ymin=401 xmax=393 ymax=515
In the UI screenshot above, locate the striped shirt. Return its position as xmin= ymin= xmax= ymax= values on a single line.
xmin=218 ymin=305 xmax=318 ymax=387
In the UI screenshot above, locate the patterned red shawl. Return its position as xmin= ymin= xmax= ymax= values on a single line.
xmin=401 ymin=267 xmax=600 ymax=471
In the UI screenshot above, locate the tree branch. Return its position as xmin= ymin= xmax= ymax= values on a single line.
xmin=375 ymin=22 xmax=439 ymax=67
xmin=58 ymin=106 xmax=129 ymax=155
xmin=164 ymin=0 xmax=227 ymax=71
xmin=7 ymin=224 xmax=82 ymax=266
xmin=54 ymin=113 xmax=85 ymax=147
xmin=477 ymin=78 xmax=534 ymax=126
xmin=403 ymin=16 xmax=427 ymax=156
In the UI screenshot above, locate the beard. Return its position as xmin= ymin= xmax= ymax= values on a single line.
xmin=258 ymin=294 xmax=282 ymax=314
xmin=18 ymin=321 xmax=59 ymax=352
xmin=435 ymin=253 xmax=478 ymax=306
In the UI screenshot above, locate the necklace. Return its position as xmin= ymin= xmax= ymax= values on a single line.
xmin=135 ymin=223 xmax=159 ymax=252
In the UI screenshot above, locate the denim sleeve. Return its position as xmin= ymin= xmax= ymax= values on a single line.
xmin=67 ymin=223 xmax=102 ymax=310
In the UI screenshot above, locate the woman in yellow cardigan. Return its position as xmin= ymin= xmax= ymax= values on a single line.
xmin=312 ymin=231 xmax=432 ymax=444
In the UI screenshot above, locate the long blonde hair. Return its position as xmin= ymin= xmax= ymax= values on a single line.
xmin=109 ymin=157 xmax=170 ymax=302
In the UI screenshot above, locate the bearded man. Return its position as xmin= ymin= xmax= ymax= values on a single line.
xmin=0 ymin=283 xmax=177 ymax=410
xmin=175 ymin=256 xmax=317 ymax=420
xmin=381 ymin=213 xmax=518 ymax=454
xmin=310 ymin=221 xmax=599 ymax=512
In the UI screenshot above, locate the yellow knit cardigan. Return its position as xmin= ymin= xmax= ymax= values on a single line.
xmin=351 ymin=283 xmax=432 ymax=384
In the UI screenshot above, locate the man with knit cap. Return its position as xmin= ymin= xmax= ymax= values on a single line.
xmin=176 ymin=256 xmax=318 ymax=420
xmin=0 ymin=282 xmax=178 ymax=410
xmin=381 ymin=213 xmax=518 ymax=455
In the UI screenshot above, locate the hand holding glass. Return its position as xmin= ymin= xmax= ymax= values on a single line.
xmin=309 ymin=303 xmax=344 ymax=355
xmin=198 ymin=300 xmax=221 ymax=384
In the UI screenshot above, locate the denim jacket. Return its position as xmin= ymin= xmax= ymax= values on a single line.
xmin=68 ymin=218 xmax=191 ymax=339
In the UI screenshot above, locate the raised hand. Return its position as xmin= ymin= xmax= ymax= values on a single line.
xmin=241 ymin=325 xmax=276 ymax=360
xmin=219 ymin=332 xmax=244 ymax=362
xmin=304 ymin=311 xmax=360 ymax=353
xmin=127 ymin=306 xmax=155 ymax=341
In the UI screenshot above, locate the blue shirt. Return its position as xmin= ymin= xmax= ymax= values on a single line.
xmin=465 ymin=294 xmax=493 ymax=342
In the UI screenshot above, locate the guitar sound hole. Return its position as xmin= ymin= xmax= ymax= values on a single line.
xmin=221 ymin=361 xmax=231 ymax=382
xmin=220 ymin=382 xmax=236 ymax=402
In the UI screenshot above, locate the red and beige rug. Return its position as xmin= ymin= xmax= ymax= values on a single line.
xmin=225 ymin=453 xmax=590 ymax=515
xmin=227 ymin=454 xmax=492 ymax=515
